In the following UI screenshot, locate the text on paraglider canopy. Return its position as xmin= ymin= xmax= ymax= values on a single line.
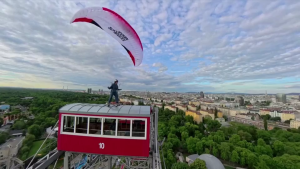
xmin=108 ymin=27 xmax=128 ymax=41
xmin=99 ymin=143 xmax=105 ymax=149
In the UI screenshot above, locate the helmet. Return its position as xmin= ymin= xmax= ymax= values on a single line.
xmin=115 ymin=79 xmax=118 ymax=83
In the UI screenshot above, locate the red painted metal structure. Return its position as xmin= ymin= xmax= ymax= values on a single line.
xmin=57 ymin=103 xmax=151 ymax=157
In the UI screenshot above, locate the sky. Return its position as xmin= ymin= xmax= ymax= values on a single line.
xmin=0 ymin=0 xmax=300 ymax=94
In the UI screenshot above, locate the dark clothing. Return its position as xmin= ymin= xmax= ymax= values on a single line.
xmin=108 ymin=83 xmax=119 ymax=92
xmin=107 ymin=83 xmax=120 ymax=104
xmin=108 ymin=90 xmax=119 ymax=103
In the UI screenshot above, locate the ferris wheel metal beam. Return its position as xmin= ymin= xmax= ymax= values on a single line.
xmin=152 ymin=107 xmax=162 ymax=169
xmin=26 ymin=149 xmax=63 ymax=169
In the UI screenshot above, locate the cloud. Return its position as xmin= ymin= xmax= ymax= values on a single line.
xmin=0 ymin=0 xmax=300 ymax=93
xmin=154 ymin=34 xmax=172 ymax=46
xmin=152 ymin=62 xmax=168 ymax=72
xmin=280 ymin=84 xmax=300 ymax=89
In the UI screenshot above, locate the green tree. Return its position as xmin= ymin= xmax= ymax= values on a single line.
xmin=273 ymin=154 xmax=300 ymax=169
xmin=255 ymin=160 xmax=270 ymax=169
xmin=257 ymin=130 xmax=271 ymax=144
xmin=213 ymin=131 xmax=225 ymax=143
xmin=11 ymin=109 xmax=21 ymax=114
xmin=190 ymin=159 xmax=207 ymax=169
xmin=22 ymin=129 xmax=26 ymax=136
xmin=13 ymin=120 xmax=26 ymax=130
xmin=21 ymin=146 xmax=30 ymax=155
xmin=158 ymin=122 xmax=169 ymax=139
xmin=185 ymin=115 xmax=194 ymax=124
xmin=219 ymin=142 xmax=230 ymax=161
xmin=172 ymin=162 xmax=189 ymax=169
xmin=214 ymin=107 xmax=218 ymax=119
xmin=272 ymin=140 xmax=285 ymax=156
xmin=0 ymin=132 xmax=9 ymax=144
xmin=270 ymin=117 xmax=281 ymax=122
xmin=212 ymin=146 xmax=219 ymax=157
xmin=247 ymin=153 xmax=258 ymax=169
xmin=258 ymin=155 xmax=276 ymax=168
xmin=138 ymin=101 xmax=144 ymax=105
xmin=181 ymin=131 xmax=189 ymax=142
xmin=22 ymin=134 xmax=35 ymax=147
xmin=206 ymin=120 xmax=221 ymax=132
xmin=165 ymin=149 xmax=176 ymax=169
xmin=196 ymin=141 xmax=204 ymax=154
xmin=195 ymin=130 xmax=203 ymax=140
xmin=229 ymin=134 xmax=240 ymax=145
xmin=168 ymin=134 xmax=181 ymax=150
xmin=230 ymin=150 xmax=239 ymax=164
xmin=28 ymin=124 xmax=42 ymax=138
xmin=257 ymin=138 xmax=266 ymax=146
xmin=238 ymin=130 xmax=252 ymax=142
xmin=186 ymin=137 xmax=200 ymax=153
xmin=263 ymin=116 xmax=268 ymax=131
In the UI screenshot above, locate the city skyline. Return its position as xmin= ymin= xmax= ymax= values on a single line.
xmin=1 ymin=86 xmax=300 ymax=95
xmin=0 ymin=0 xmax=300 ymax=93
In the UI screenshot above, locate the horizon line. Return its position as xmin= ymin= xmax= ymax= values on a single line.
xmin=0 ymin=86 xmax=299 ymax=95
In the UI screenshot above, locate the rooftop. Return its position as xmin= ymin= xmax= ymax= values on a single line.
xmin=198 ymin=154 xmax=225 ymax=169
xmin=186 ymin=110 xmax=201 ymax=115
xmin=280 ymin=110 xmax=298 ymax=114
xmin=187 ymin=154 xmax=200 ymax=161
xmin=0 ymin=105 xmax=10 ymax=110
xmin=0 ymin=137 xmax=24 ymax=150
xmin=59 ymin=103 xmax=151 ymax=117
xmin=187 ymin=154 xmax=225 ymax=169
xmin=165 ymin=105 xmax=176 ymax=108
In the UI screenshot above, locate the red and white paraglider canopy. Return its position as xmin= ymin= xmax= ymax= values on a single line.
xmin=71 ymin=7 xmax=143 ymax=67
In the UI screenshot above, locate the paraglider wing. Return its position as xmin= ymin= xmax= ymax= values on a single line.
xmin=70 ymin=7 xmax=143 ymax=66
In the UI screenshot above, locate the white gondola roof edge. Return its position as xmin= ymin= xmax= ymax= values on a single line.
xmin=59 ymin=103 xmax=151 ymax=117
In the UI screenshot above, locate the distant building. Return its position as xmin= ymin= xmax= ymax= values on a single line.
xmin=0 ymin=136 xmax=24 ymax=167
xmin=280 ymin=110 xmax=296 ymax=122
xmin=146 ymin=91 xmax=151 ymax=98
xmin=276 ymin=93 xmax=287 ymax=103
xmin=12 ymin=105 xmax=28 ymax=112
xmin=164 ymin=105 xmax=176 ymax=112
xmin=290 ymin=118 xmax=300 ymax=129
xmin=200 ymin=91 xmax=204 ymax=98
xmin=0 ymin=136 xmax=25 ymax=168
xmin=87 ymin=88 xmax=92 ymax=94
xmin=235 ymin=96 xmax=244 ymax=106
xmin=185 ymin=110 xmax=202 ymax=124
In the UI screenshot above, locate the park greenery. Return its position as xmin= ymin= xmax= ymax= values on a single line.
xmin=0 ymin=88 xmax=109 ymax=159
xmin=158 ymin=107 xmax=300 ymax=169
xmin=2 ymin=88 xmax=300 ymax=168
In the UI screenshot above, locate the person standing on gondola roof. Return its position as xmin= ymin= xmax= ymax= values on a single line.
xmin=107 ymin=79 xmax=121 ymax=107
